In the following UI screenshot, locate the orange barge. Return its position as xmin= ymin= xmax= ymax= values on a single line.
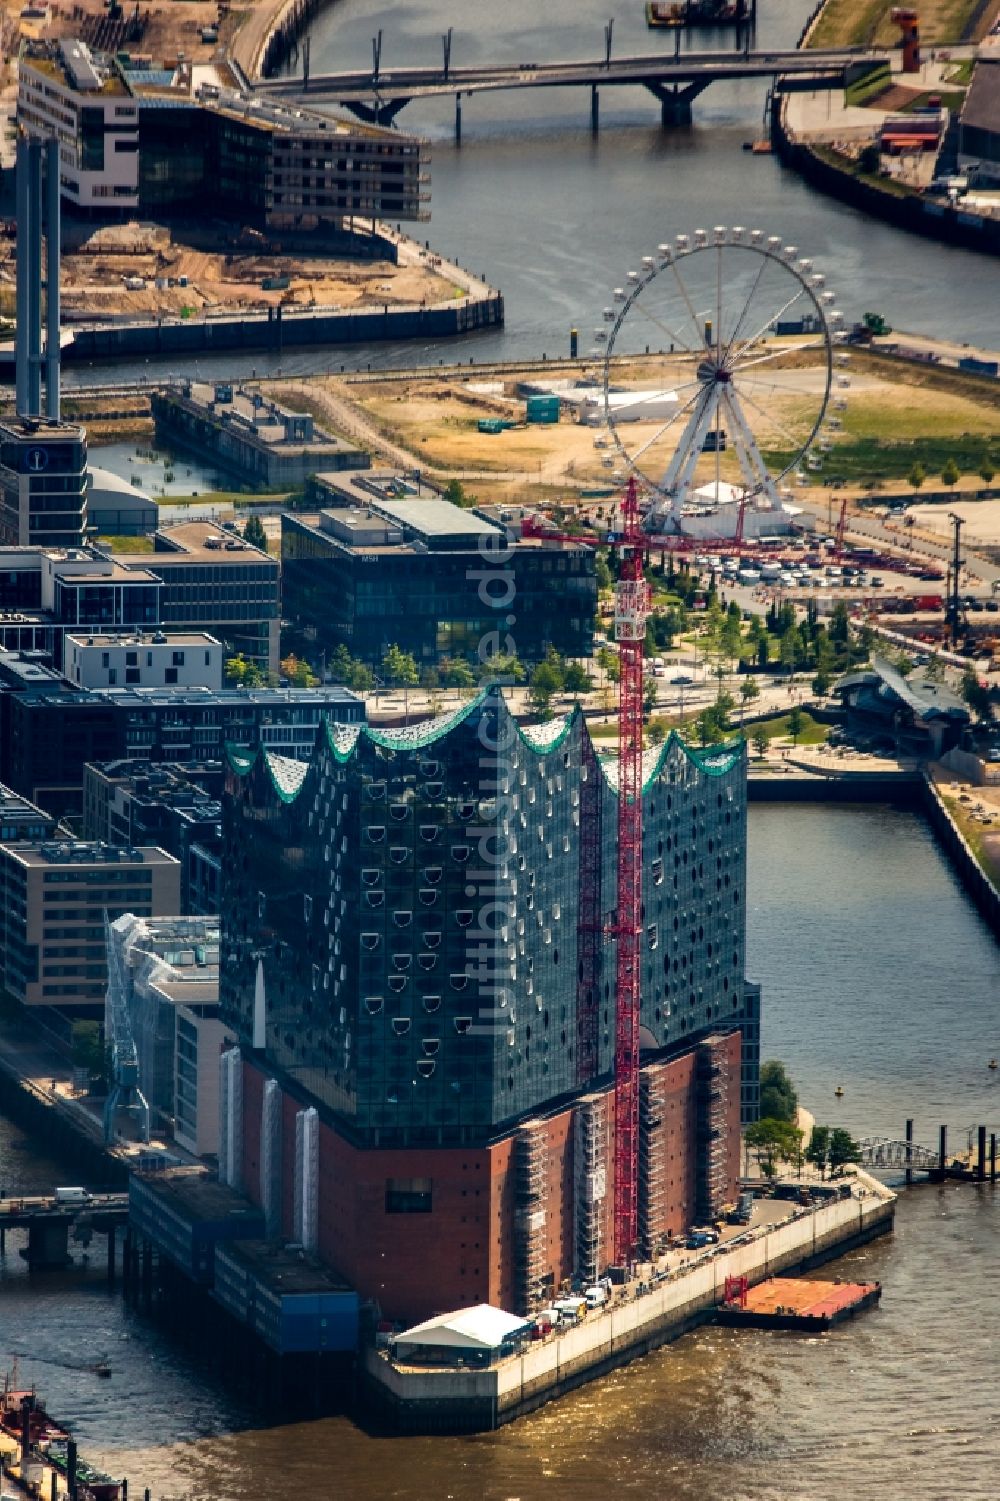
xmin=717 ymin=1275 xmax=882 ymax=1331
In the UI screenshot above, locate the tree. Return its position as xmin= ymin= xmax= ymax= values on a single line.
xmin=281 ymin=653 xmax=318 ymax=687
xmin=597 ymin=645 xmax=620 ymax=685
xmin=441 ymin=657 xmax=476 ymax=693
xmin=243 ymin=514 xmax=268 ymax=551
xmin=739 ymin=676 xmax=760 ymax=723
xmin=720 ymin=612 xmax=743 ymax=667
xmin=595 ymin=551 xmax=613 ymax=592
xmin=444 ymin=478 xmax=469 ymax=508
xmin=923 ymin=654 xmax=944 ymax=684
xmin=647 ymin=719 xmax=667 ymax=746
xmin=226 ymin=653 xmax=266 ymax=688
xmin=643 ymin=674 xmax=659 ymax=720
xmin=72 ymin=1019 xmax=105 ymax=1083
xmin=812 ymin=666 xmax=832 ymax=697
xmin=745 ymin=1118 xmax=804 ymax=1180
xmin=347 ymin=660 xmax=375 ymax=692
xmin=907 ymin=462 xmax=926 ymax=492
xmin=328 ymin=643 xmax=354 ymax=684
xmin=478 ymin=650 xmax=525 ymax=685
xmin=760 ymin=1059 xmax=798 ymax=1122
xmin=961 ymin=665 xmax=993 ymax=721
xmin=805 ymin=1124 xmax=830 ymax=1179
xmin=382 ymin=644 xmax=419 ymax=713
xmin=563 ymin=661 xmax=593 ymax=696
xmin=780 ymin=626 xmax=802 ymax=680
xmin=751 ymin=726 xmax=770 ymax=760
xmin=787 ymin=704 xmax=805 ymax=746
xmin=941 ymin=458 xmax=960 ymax=490
xmin=529 ymin=661 xmax=562 ymax=720
xmin=980 ymin=460 xmax=996 ymax=486
xmin=827 ymin=1127 xmax=861 ymax=1177
xmin=830 ymin=601 xmax=850 ymax=646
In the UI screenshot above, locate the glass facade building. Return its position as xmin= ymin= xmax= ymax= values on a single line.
xmin=220 ymin=689 xmax=751 ymax=1150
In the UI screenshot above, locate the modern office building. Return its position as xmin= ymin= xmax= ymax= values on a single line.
xmin=0 ymin=651 xmax=364 ymax=816
xmin=112 ymin=522 xmax=281 ymax=676
xmin=218 ymin=688 xmax=754 ymax=1322
xmin=105 ymin=912 xmax=229 ymax=1154
xmin=0 ymin=839 xmax=180 ymax=1011
xmin=65 ymin=631 xmax=224 ymax=691
xmin=19 ymin=40 xmax=430 ymax=230
xmin=282 ymin=475 xmax=597 ymax=667
xmin=17 ymin=39 xmax=140 ymax=212
xmin=0 ymin=417 xmax=89 ymax=548
xmin=0 ymin=783 xmax=56 ymax=842
xmin=83 ymin=760 xmax=224 ymax=915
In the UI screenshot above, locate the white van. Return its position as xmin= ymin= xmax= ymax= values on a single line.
xmin=584 ymin=1285 xmax=608 ymax=1310
xmin=53 ymin=1186 xmax=91 ymax=1206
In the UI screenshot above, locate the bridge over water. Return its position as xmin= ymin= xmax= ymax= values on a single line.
xmin=255 ymin=44 xmax=890 ymax=130
xmin=0 ymin=1191 xmax=129 ymax=1268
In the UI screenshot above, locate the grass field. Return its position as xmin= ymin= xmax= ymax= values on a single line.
xmin=809 ymin=0 xmax=986 ymax=47
xmin=746 ymin=710 xmax=829 ymax=747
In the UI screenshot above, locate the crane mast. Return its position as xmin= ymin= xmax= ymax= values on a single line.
xmin=612 ymin=476 xmax=650 ymax=1266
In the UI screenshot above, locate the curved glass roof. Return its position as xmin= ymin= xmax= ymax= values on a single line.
xmin=226 ymin=687 xmax=741 ymax=803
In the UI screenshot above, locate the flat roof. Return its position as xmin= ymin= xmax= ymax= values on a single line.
xmin=0 ymin=783 xmax=53 ymax=822
xmin=133 ymin=1170 xmax=263 ymax=1224
xmin=90 ymin=684 xmax=361 ymax=707
xmin=116 ymin=521 xmax=274 ymax=565
xmin=0 ymin=415 xmax=85 ymax=442
xmin=216 ymin=1239 xmax=353 ymax=1294
xmin=370 ymin=496 xmax=501 ymax=541
xmin=66 ymin=632 xmax=221 ymax=648
xmin=5 ymin=840 xmax=178 ymax=867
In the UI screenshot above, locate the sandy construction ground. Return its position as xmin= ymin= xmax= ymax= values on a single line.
xmin=0 ymin=221 xmax=463 ymax=322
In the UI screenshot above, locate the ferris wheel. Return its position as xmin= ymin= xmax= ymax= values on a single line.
xmin=594 ymin=226 xmax=846 ymax=534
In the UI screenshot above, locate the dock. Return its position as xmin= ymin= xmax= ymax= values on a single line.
xmin=362 ymin=1172 xmax=895 ymax=1433
xmin=717 ymin=1275 xmax=882 ymax=1331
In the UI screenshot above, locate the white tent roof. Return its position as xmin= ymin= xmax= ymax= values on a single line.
xmin=394 ymin=1303 xmax=530 ymax=1352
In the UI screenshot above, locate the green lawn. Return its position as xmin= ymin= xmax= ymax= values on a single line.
xmin=743 ymin=710 xmax=830 ymax=747
xmin=761 ymin=435 xmax=1000 ymax=485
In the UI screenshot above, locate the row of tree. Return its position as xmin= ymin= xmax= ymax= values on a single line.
xmin=744 ymin=1059 xmax=860 ymax=1179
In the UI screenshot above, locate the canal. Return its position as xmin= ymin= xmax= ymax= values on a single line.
xmin=0 ymin=802 xmax=997 ymax=1497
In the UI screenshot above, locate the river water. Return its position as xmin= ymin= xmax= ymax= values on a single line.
xmin=62 ymin=0 xmax=1000 ymax=390
xmin=0 ymin=803 xmax=998 ymax=1499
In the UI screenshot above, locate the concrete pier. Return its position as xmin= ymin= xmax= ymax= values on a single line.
xmin=363 ymin=1175 xmax=895 ymax=1433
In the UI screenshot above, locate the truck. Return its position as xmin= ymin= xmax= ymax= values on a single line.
xmin=53 ymin=1187 xmax=91 ymax=1206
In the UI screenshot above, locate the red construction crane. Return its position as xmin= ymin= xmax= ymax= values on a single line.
xmin=833 ymin=495 xmax=848 ymax=558
xmin=611 ymin=475 xmax=650 ymax=1267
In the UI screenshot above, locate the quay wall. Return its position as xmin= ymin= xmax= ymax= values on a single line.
xmin=0 ymin=1057 xmax=126 ymax=1186
xmin=748 ymin=770 xmax=921 ymax=804
xmin=362 ymin=1188 xmax=895 ymax=1433
xmin=64 ymin=293 xmax=504 ymax=367
xmin=772 ymin=97 xmax=1000 ymax=258
xmin=920 ymin=774 xmax=1000 ymax=940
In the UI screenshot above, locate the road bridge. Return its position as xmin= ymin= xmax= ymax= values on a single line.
xmin=0 ymin=1191 xmax=129 ymax=1268
xmin=256 ymin=45 xmax=890 ymax=130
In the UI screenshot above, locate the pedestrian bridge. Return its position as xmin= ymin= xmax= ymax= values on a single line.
xmin=256 ymin=44 xmax=890 ymax=128
xmin=858 ymin=1137 xmax=947 ymax=1172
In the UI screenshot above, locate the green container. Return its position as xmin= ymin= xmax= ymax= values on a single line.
xmin=478 ymin=418 xmax=505 ymax=434
xmin=526 ymin=395 xmax=561 ymax=424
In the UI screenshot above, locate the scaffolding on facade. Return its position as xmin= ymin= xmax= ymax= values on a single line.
xmin=696 ymin=1037 xmax=729 ymax=1223
xmin=638 ymin=1067 xmax=667 ymax=1259
xmin=573 ymin=1093 xmax=608 ymax=1285
xmin=514 ymin=1121 xmax=548 ymax=1314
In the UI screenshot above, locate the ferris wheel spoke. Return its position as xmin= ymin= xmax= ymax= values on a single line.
xmin=732 ymin=338 xmax=825 ymax=374
xmin=729 ymin=285 xmax=808 ymax=368
xmin=631 ymin=299 xmax=703 ymax=356
xmin=608 ymin=373 xmax=705 ymax=412
xmin=629 ymin=386 xmax=707 ymax=463
xmin=720 ymin=252 xmax=771 ymax=366
xmin=667 ymin=258 xmax=712 ymax=351
xmin=734 ymin=382 xmax=807 ymax=459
